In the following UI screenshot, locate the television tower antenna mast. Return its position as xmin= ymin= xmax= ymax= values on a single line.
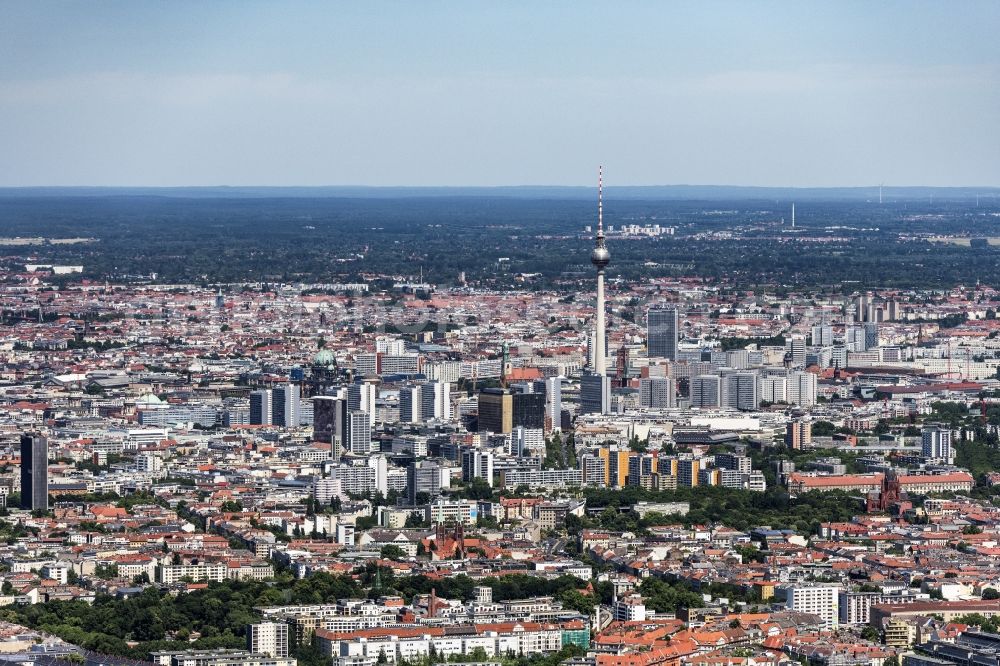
xmin=791 ymin=202 xmax=795 ymax=228
xmin=597 ymin=166 xmax=604 ymax=235
xmin=590 ymin=166 xmax=610 ymax=377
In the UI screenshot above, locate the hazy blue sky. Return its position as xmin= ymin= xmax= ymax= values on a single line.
xmin=1 ymin=1 xmax=997 ymax=187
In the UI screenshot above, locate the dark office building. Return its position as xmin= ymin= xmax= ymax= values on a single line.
xmin=647 ymin=307 xmax=679 ymax=361
xmin=478 ymin=388 xmax=545 ymax=432
xmin=20 ymin=434 xmax=48 ymax=511
xmin=478 ymin=388 xmax=513 ymax=434
xmin=312 ymin=396 xmax=347 ymax=447
xmin=512 ymin=392 xmax=546 ymax=429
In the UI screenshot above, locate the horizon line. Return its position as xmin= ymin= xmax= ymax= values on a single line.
xmin=1 ymin=183 xmax=999 ymax=191
xmin=0 ymin=183 xmax=1000 ymax=190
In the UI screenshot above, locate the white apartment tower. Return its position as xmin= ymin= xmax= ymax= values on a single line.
xmin=784 ymin=585 xmax=840 ymax=629
xmin=248 ymin=622 xmax=289 ymax=659
xmin=922 ymin=427 xmax=953 ymax=463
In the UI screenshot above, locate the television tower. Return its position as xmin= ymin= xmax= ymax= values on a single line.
xmin=591 ymin=166 xmax=610 ymax=375
xmin=791 ymin=202 xmax=796 ymax=228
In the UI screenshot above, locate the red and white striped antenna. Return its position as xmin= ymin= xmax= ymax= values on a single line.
xmin=597 ymin=165 xmax=604 ymax=235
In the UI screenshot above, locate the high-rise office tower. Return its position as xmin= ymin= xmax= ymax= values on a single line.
xmin=512 ymin=391 xmax=546 ymax=429
xmin=690 ymin=375 xmax=722 ymax=408
xmin=345 ymin=410 xmax=372 ymax=455
xmin=639 ymin=377 xmax=676 ymax=409
xmin=407 ymin=460 xmax=447 ymax=504
xmin=845 ymin=325 xmax=867 ymax=352
xmin=272 ymin=383 xmax=301 ymax=428
xmin=249 ymin=390 xmax=273 ymax=426
xmin=580 ymin=373 xmax=611 ymax=415
xmin=723 ymin=372 xmax=760 ymax=411
xmin=785 ymin=335 xmax=807 ymax=367
xmin=420 ymin=381 xmax=450 ymax=421
xmin=587 ymin=166 xmax=611 ymax=415
xmin=760 ymin=375 xmax=788 ymax=404
xmin=399 ymin=385 xmax=423 ymax=424
xmin=647 ymin=307 xmax=679 ymax=361
xmin=504 ymin=383 xmax=547 ymax=428
xmin=863 ymin=322 xmax=879 ymax=350
xmin=855 ymin=293 xmax=872 ymax=322
xmin=347 ymin=382 xmax=376 ymax=414
xmin=786 ymin=371 xmax=818 ymax=407
xmin=811 ymin=324 xmax=833 ymax=347
xmin=460 ymin=448 xmax=495 ymax=487
xmin=20 ymin=434 xmax=48 ymax=511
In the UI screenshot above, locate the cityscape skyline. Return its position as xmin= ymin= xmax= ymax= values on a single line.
xmin=3 ymin=5 xmax=1000 ymax=666
xmin=0 ymin=160 xmax=999 ymax=666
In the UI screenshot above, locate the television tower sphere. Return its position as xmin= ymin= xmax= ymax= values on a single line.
xmin=591 ymin=244 xmax=610 ymax=269
xmin=591 ymin=165 xmax=610 ymax=270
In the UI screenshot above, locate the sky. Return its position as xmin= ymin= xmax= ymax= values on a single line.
xmin=1 ymin=1 xmax=998 ymax=187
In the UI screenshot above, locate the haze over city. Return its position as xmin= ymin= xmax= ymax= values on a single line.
xmin=1 ymin=1 xmax=998 ymax=187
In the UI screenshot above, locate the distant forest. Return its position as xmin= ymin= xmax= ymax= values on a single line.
xmin=1 ymin=192 xmax=999 ymax=290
